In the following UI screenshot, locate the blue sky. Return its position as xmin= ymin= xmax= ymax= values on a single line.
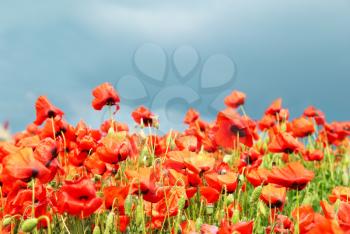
xmin=0 ymin=0 xmax=349 ymax=132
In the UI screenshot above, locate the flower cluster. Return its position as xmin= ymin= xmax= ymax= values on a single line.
xmin=0 ymin=83 xmax=349 ymax=234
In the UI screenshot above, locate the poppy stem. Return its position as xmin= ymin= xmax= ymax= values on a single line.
xmin=296 ymin=189 xmax=300 ymax=234
xmin=31 ymin=178 xmax=35 ymax=218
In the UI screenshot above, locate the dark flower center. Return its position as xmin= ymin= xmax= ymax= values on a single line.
xmin=106 ymin=98 xmax=116 ymax=106
xmin=244 ymin=155 xmax=253 ymax=165
xmin=270 ymin=199 xmax=283 ymax=208
xmin=230 ymin=125 xmax=246 ymax=137
xmin=47 ymin=110 xmax=56 ymax=118
xmin=78 ymin=195 xmax=90 ymax=201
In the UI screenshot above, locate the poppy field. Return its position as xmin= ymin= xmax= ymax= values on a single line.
xmin=1 ymin=82 xmax=350 ymax=234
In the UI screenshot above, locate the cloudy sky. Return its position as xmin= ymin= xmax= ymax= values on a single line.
xmin=0 ymin=0 xmax=349 ymax=132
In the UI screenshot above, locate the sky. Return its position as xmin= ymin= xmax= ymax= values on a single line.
xmin=0 ymin=0 xmax=349 ymax=133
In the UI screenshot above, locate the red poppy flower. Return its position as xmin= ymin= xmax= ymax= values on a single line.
xmin=200 ymin=186 xmax=220 ymax=204
xmin=184 ymin=108 xmax=200 ymax=125
xmin=260 ymin=184 xmax=286 ymax=210
xmin=267 ymin=162 xmax=314 ymax=190
xmin=175 ymin=135 xmax=199 ymax=152
xmin=214 ymin=108 xmax=258 ymax=148
xmin=303 ymin=106 xmax=326 ymax=125
xmin=183 ymin=152 xmax=216 ymax=174
xmin=265 ymin=98 xmax=282 ymax=115
xmin=302 ymin=149 xmax=324 ymax=161
xmin=34 ymin=96 xmax=64 ymax=126
xmin=306 ymin=215 xmax=343 ymax=234
xmin=92 ymin=82 xmax=120 ymax=111
xmin=204 ymin=171 xmax=238 ymax=193
xmin=218 ymin=220 xmax=254 ymax=234
xmin=287 ymin=117 xmax=315 ymax=138
xmin=100 ymin=119 xmax=129 ymax=133
xmin=258 ymin=114 xmax=276 ymax=131
xmin=266 ymin=214 xmax=294 ymax=234
xmin=103 ymin=185 xmax=129 ymax=214
xmin=238 ymin=149 xmax=263 ymax=173
xmin=337 ymin=202 xmax=350 ymax=232
xmin=96 ymin=134 xmax=131 ymax=164
xmin=132 ymin=106 xmax=157 ymax=127
xmin=84 ymin=152 xmax=107 ymax=175
xmin=56 ymin=177 xmax=102 ymax=218
xmin=268 ymin=130 xmax=303 ymax=154
xmin=328 ymin=186 xmax=350 ymax=203
xmin=126 ymin=167 xmax=164 ymax=203
xmin=246 ymin=167 xmax=269 ymax=187
xmin=3 ymin=147 xmax=52 ymax=183
xmin=224 ymin=90 xmax=246 ymax=109
xmin=291 ymin=205 xmax=318 ymax=233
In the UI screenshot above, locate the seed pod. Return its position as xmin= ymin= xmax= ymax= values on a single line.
xmin=93 ymin=226 xmax=101 ymax=234
xmin=21 ymin=218 xmax=38 ymax=232
xmin=250 ymin=185 xmax=263 ymax=204
xmin=104 ymin=212 xmax=114 ymax=234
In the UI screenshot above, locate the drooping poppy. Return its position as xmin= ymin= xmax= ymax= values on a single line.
xmin=267 ymin=162 xmax=314 ymax=190
xmin=33 ymin=96 xmax=64 ymax=126
xmin=92 ymin=82 xmax=120 ymax=111
xmin=214 ymin=108 xmax=258 ymax=148
xmin=131 ymin=106 xmax=158 ymax=127
xmin=2 ymin=147 xmax=52 ymax=183
xmin=55 ymin=177 xmax=102 ymax=218
xmin=260 ymin=184 xmax=286 ymax=210
xmin=224 ymin=90 xmax=246 ymax=109
xmin=288 ymin=117 xmax=315 ymax=138
xmin=258 ymin=114 xmax=276 ymax=131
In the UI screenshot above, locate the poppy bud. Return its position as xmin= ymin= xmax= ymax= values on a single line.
xmin=250 ymin=185 xmax=263 ymax=204
xmin=136 ymin=202 xmax=143 ymax=226
xmin=206 ymin=204 xmax=214 ymax=215
xmin=104 ymin=212 xmax=114 ymax=234
xmin=93 ymin=226 xmax=101 ymax=234
xmin=342 ymin=167 xmax=349 ymax=186
xmin=231 ymin=209 xmax=240 ymax=224
xmin=223 ymin=154 xmax=232 ymax=163
xmin=2 ymin=216 xmax=12 ymax=227
xmin=21 ymin=218 xmax=38 ymax=232
xmin=178 ymin=197 xmax=186 ymax=210
xmin=124 ymin=196 xmax=133 ymax=217
xmin=226 ymin=194 xmax=235 ymax=205
xmin=258 ymin=201 xmax=267 ymax=217
xmin=195 ymin=217 xmax=202 ymax=231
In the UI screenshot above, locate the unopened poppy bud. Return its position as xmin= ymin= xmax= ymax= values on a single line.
xmin=2 ymin=216 xmax=12 ymax=227
xmin=223 ymin=154 xmax=232 ymax=163
xmin=258 ymin=201 xmax=267 ymax=217
xmin=226 ymin=194 xmax=235 ymax=205
xmin=342 ymin=168 xmax=349 ymax=186
xmin=334 ymin=199 xmax=341 ymax=213
xmin=124 ymin=195 xmax=133 ymax=216
xmin=195 ymin=217 xmax=202 ymax=231
xmin=206 ymin=204 xmax=214 ymax=215
xmin=231 ymin=209 xmax=240 ymax=224
xmin=250 ymin=185 xmax=263 ymax=204
xmin=104 ymin=212 xmax=114 ymax=234
xmin=21 ymin=218 xmax=38 ymax=232
xmin=136 ymin=202 xmax=143 ymax=226
xmin=178 ymin=197 xmax=186 ymax=210
xmin=93 ymin=226 xmax=101 ymax=234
